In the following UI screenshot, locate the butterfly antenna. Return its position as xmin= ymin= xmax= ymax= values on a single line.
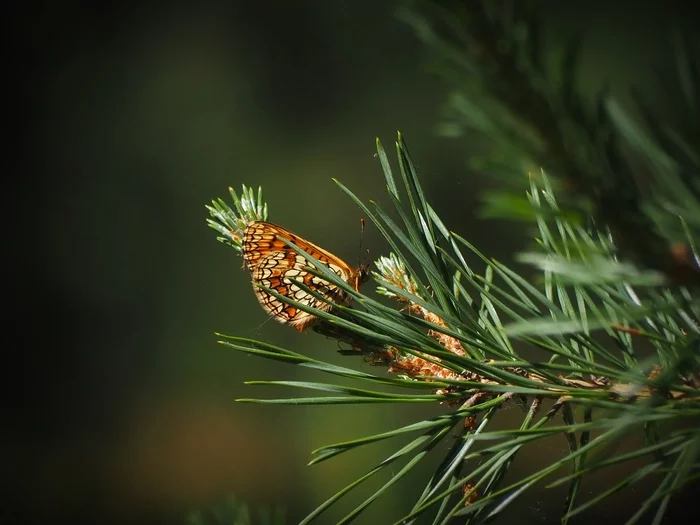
xmin=358 ymin=218 xmax=368 ymax=267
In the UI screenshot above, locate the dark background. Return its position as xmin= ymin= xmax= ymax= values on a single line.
xmin=6 ymin=1 xmax=699 ymax=524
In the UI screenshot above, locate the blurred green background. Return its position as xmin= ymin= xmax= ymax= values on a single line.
xmin=8 ymin=1 xmax=699 ymax=524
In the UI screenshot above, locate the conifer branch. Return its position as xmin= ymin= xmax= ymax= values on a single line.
xmin=401 ymin=0 xmax=700 ymax=286
xmin=206 ymin=135 xmax=699 ymax=522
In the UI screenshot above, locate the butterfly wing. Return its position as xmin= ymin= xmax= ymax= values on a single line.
xmin=243 ymin=221 xmax=358 ymax=330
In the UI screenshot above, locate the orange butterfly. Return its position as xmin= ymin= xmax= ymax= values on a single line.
xmin=242 ymin=221 xmax=370 ymax=331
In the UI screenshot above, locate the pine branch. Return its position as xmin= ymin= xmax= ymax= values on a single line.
xmin=400 ymin=0 xmax=700 ymax=286
xmin=206 ymin=133 xmax=700 ymax=523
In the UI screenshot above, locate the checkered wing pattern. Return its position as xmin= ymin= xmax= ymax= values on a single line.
xmin=242 ymin=221 xmax=366 ymax=331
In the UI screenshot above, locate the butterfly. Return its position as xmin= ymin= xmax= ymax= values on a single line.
xmin=242 ymin=221 xmax=370 ymax=331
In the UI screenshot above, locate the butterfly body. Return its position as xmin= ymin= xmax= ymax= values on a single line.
xmin=242 ymin=221 xmax=369 ymax=331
